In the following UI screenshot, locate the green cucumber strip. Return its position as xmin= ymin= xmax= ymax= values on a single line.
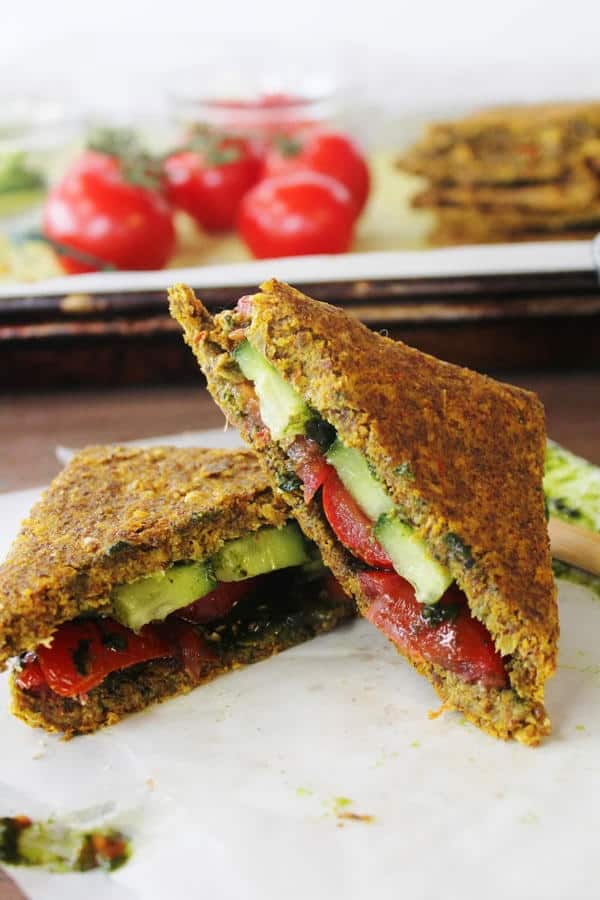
xmin=112 ymin=524 xmax=313 ymax=628
xmin=326 ymin=439 xmax=394 ymax=520
xmin=112 ymin=561 xmax=216 ymax=631
xmin=233 ymin=340 xmax=312 ymax=440
xmin=213 ymin=522 xmax=311 ymax=581
xmin=374 ymin=513 xmax=452 ymax=605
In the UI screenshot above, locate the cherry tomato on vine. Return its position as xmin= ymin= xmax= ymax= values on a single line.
xmin=263 ymin=130 xmax=370 ymax=214
xmin=164 ymin=136 xmax=261 ymax=232
xmin=43 ymin=149 xmax=176 ymax=274
xmin=238 ymin=171 xmax=356 ymax=259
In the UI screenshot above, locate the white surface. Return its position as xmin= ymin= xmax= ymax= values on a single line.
xmin=1 ymin=438 xmax=600 ymax=897
xmin=0 ymin=240 xmax=595 ymax=297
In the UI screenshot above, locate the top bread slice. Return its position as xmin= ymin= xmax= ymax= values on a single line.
xmin=0 ymin=445 xmax=290 ymax=668
xmin=169 ymin=280 xmax=559 ymax=744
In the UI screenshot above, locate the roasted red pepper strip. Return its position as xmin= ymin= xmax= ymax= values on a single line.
xmin=287 ymin=435 xmax=333 ymax=503
xmin=15 ymin=657 xmax=46 ymax=691
xmin=34 ymin=619 xmax=172 ymax=696
xmin=18 ymin=618 xmax=217 ymax=697
xmin=359 ymin=571 xmax=507 ymax=689
xmin=322 ymin=470 xmax=393 ymax=569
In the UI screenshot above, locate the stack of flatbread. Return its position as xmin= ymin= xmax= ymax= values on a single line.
xmin=397 ymin=101 xmax=600 ymax=245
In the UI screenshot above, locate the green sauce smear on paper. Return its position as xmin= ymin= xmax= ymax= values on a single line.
xmin=0 ymin=816 xmax=130 ymax=873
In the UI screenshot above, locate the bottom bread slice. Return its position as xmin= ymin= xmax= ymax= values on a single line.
xmin=11 ymin=589 xmax=353 ymax=737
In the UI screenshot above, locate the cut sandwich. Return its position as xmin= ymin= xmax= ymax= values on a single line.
xmin=169 ymin=279 xmax=558 ymax=746
xmin=1 ymin=445 xmax=353 ymax=736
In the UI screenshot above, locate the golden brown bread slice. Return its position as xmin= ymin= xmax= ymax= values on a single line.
xmin=0 ymin=445 xmax=290 ymax=667
xmin=413 ymin=166 xmax=600 ymax=214
xmin=397 ymin=100 xmax=600 ymax=185
xmin=169 ymin=280 xmax=559 ymax=746
xmin=427 ymin=207 xmax=600 ymax=246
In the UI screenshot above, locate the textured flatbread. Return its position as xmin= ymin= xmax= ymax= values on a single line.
xmin=169 ymin=280 xmax=559 ymax=745
xmin=397 ymin=101 xmax=600 ymax=185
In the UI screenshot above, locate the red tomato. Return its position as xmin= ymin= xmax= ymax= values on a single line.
xmin=43 ymin=150 xmax=176 ymax=274
xmin=321 ymin=470 xmax=393 ymax=569
xmin=238 ymin=171 xmax=355 ymax=259
xmin=287 ymin=436 xmax=334 ymax=503
xmin=359 ymin=572 xmax=507 ymax=688
xmin=263 ymin=131 xmax=370 ymax=214
xmin=176 ymin=577 xmax=262 ymax=624
xmin=164 ymin=137 xmax=261 ymax=232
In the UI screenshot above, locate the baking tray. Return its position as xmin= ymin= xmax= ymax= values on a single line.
xmin=2 ymin=241 xmax=600 ymax=389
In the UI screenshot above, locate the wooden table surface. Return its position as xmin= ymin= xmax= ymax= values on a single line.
xmin=1 ymin=371 xmax=599 ymax=493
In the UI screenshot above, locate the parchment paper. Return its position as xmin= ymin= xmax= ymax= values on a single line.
xmin=1 ymin=442 xmax=599 ymax=900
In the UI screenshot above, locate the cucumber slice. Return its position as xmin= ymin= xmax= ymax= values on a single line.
xmin=213 ymin=523 xmax=311 ymax=581
xmin=374 ymin=513 xmax=452 ymax=605
xmin=326 ymin=439 xmax=394 ymax=520
xmin=234 ymin=340 xmax=311 ymax=441
xmin=112 ymin=561 xmax=216 ymax=631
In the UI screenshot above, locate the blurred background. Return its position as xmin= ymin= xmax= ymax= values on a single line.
xmin=4 ymin=0 xmax=600 ymax=118
xmin=2 ymin=0 xmax=600 ymax=488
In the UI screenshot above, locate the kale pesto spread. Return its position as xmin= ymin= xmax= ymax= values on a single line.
xmin=197 ymin=568 xmax=346 ymax=664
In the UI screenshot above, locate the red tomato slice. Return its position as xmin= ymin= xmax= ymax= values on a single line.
xmin=321 ymin=470 xmax=393 ymax=569
xmin=176 ymin=577 xmax=262 ymax=623
xmin=287 ymin=436 xmax=334 ymax=502
xmin=359 ymin=571 xmax=507 ymax=689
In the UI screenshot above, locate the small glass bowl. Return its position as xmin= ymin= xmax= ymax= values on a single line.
xmin=167 ymin=64 xmax=344 ymax=145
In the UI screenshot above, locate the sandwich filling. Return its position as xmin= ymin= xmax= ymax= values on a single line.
xmin=15 ymin=522 xmax=346 ymax=703
xmin=219 ymin=302 xmax=507 ymax=692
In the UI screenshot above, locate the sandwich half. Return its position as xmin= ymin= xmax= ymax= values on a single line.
xmin=2 ymin=445 xmax=353 ymax=736
xmin=169 ymin=279 xmax=558 ymax=746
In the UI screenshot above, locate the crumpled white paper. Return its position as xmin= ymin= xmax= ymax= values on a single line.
xmin=2 ymin=451 xmax=600 ymax=900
